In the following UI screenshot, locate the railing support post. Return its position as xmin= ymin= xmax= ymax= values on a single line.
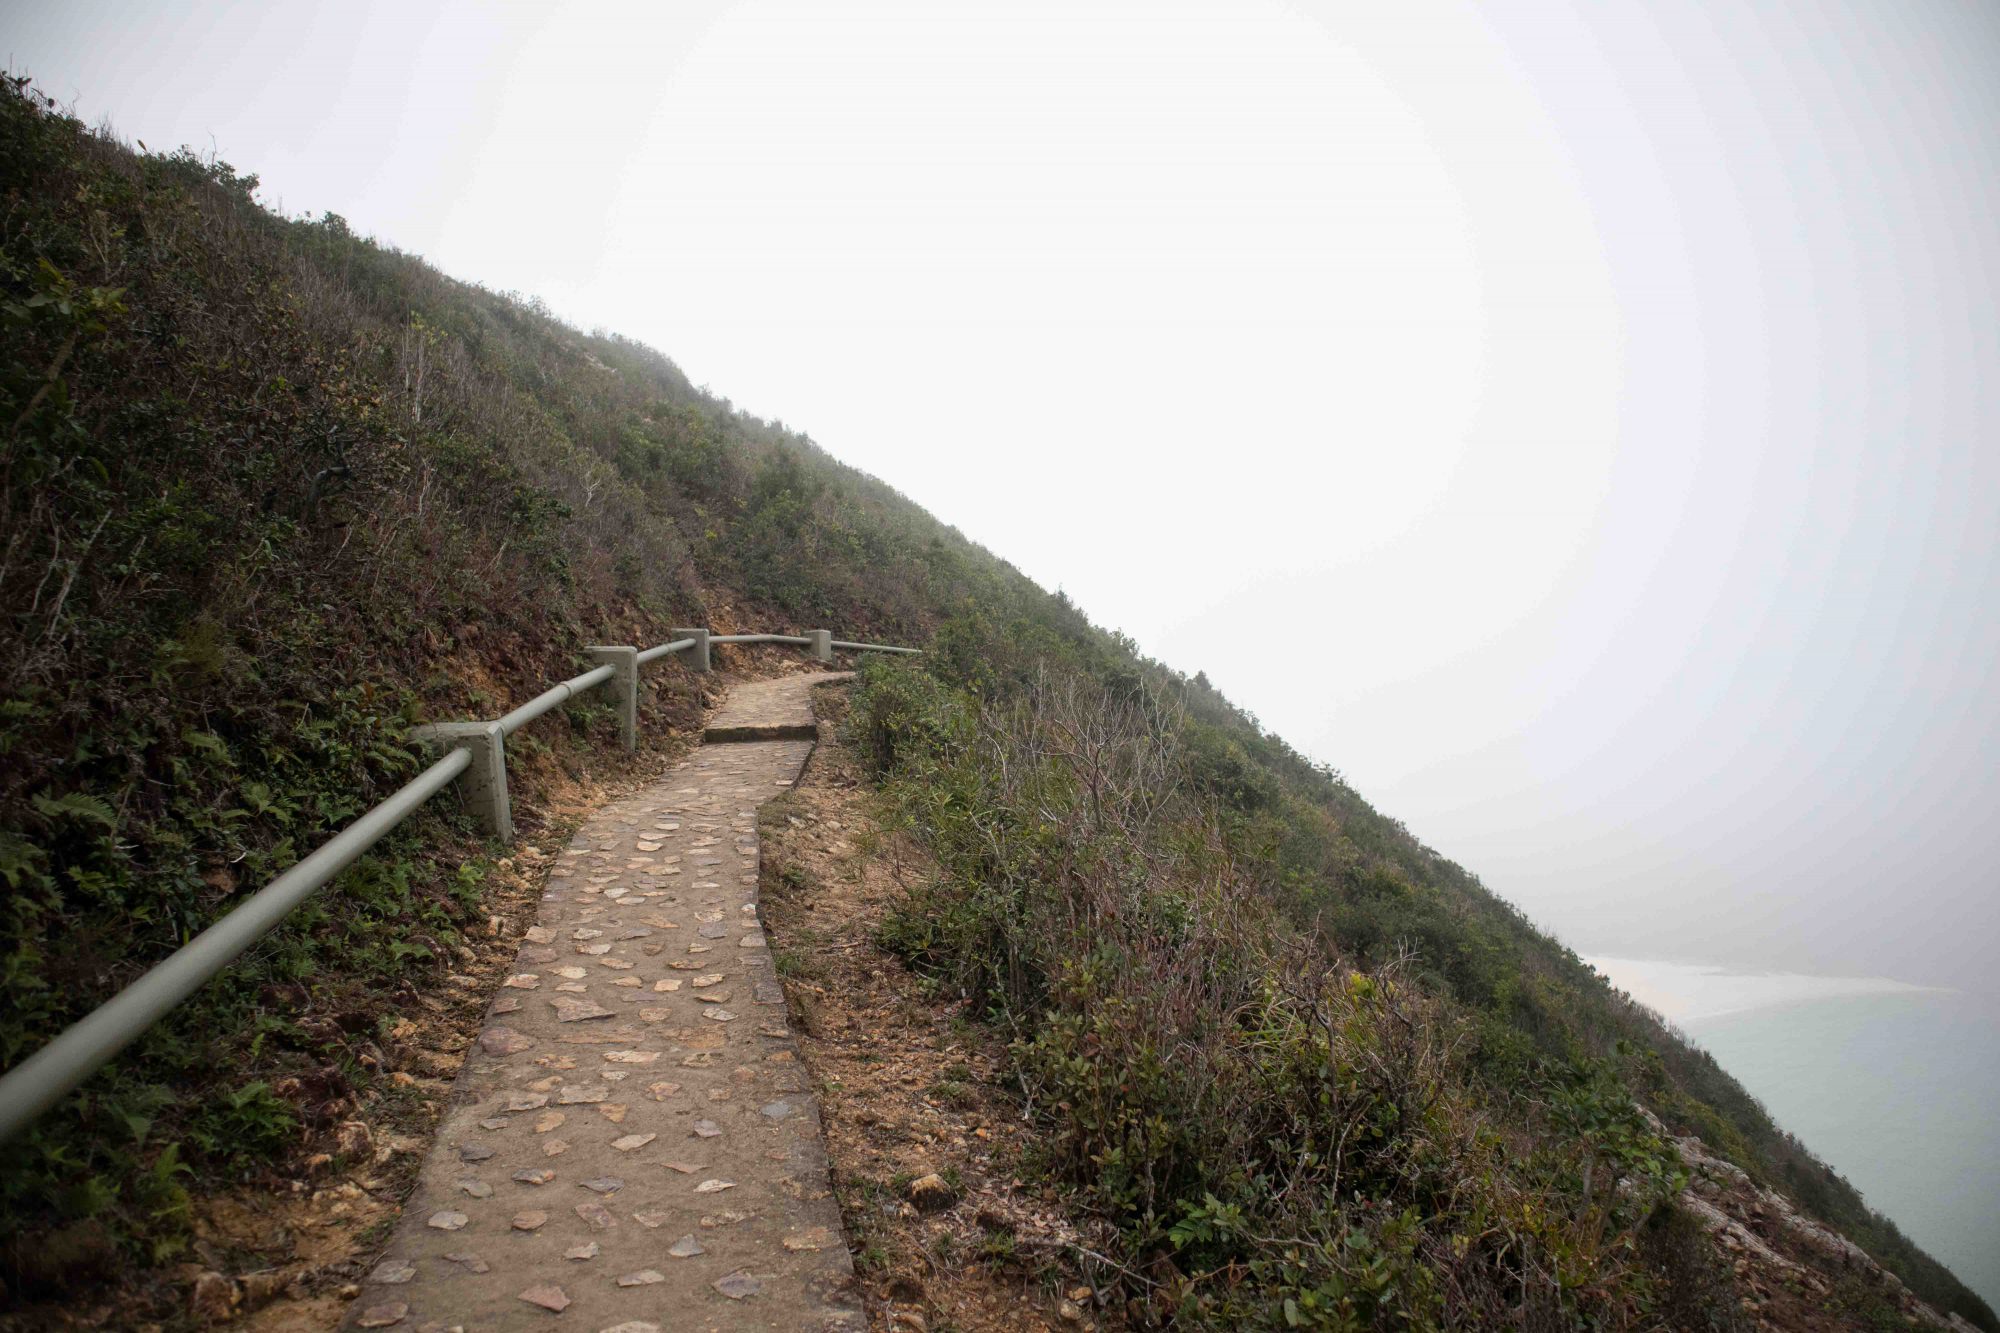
xmin=808 ymin=629 xmax=833 ymax=663
xmin=672 ymin=626 xmax=711 ymax=672
xmin=586 ymin=645 xmax=639 ymax=750
xmin=410 ymin=721 xmax=513 ymax=839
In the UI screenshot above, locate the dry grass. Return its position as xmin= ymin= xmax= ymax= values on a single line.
xmin=759 ymin=683 xmax=1122 ymax=1333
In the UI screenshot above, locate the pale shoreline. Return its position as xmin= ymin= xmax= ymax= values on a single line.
xmin=1584 ymin=955 xmax=1951 ymax=1026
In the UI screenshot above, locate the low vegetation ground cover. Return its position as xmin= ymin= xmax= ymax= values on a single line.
xmin=847 ymin=615 xmax=1996 ymax=1330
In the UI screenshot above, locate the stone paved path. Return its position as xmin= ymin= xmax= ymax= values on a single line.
xmin=342 ymin=673 xmax=861 ymax=1333
xmin=701 ymin=674 xmax=830 ymax=743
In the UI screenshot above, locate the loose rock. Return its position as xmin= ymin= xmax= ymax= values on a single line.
xmin=190 ymin=1271 xmax=238 ymax=1323
xmin=714 ymin=1271 xmax=762 ymax=1299
xmin=517 ymin=1284 xmax=570 ymax=1312
xmin=904 ymin=1172 xmax=957 ymax=1213
xmin=478 ymin=1026 xmax=534 ymax=1055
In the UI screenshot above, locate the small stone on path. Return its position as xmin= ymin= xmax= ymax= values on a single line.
xmin=714 ymin=1271 xmax=762 ymax=1299
xmin=783 ymin=1226 xmax=836 ymax=1251
xmin=552 ymin=996 xmax=613 ymax=1022
xmin=518 ymin=1284 xmax=570 ymax=1312
xmin=479 ymin=1026 xmax=535 ymax=1055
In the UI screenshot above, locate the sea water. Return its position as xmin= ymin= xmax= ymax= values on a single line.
xmin=1588 ymin=958 xmax=2000 ymax=1311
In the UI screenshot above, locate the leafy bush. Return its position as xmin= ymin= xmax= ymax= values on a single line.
xmin=850 ymin=623 xmax=1997 ymax=1330
xmin=853 ymin=657 xmax=1697 ymax=1327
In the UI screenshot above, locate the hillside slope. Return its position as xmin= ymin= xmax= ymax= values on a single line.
xmin=0 ymin=78 xmax=1990 ymax=1329
xmin=0 ymin=75 xmax=1047 ymax=1303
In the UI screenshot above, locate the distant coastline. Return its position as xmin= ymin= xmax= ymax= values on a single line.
xmin=1589 ymin=956 xmax=2000 ymax=1310
xmin=1585 ymin=955 xmax=1949 ymax=1026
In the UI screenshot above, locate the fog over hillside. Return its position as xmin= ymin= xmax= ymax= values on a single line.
xmin=12 ymin=0 xmax=1997 ymax=1000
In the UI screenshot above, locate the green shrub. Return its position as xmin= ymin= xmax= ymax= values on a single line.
xmin=849 ymin=620 xmax=1996 ymax=1329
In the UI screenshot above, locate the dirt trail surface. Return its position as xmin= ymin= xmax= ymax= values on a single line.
xmin=338 ymin=672 xmax=861 ymax=1333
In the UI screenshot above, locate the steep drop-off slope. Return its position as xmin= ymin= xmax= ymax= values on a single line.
xmin=0 ymin=79 xmax=1989 ymax=1330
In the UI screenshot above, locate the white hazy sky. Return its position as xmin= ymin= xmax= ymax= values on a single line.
xmin=14 ymin=0 xmax=2000 ymax=992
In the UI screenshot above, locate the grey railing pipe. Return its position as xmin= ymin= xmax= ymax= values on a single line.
xmin=0 ymin=624 xmax=920 ymax=1146
xmin=495 ymin=663 xmax=617 ymax=737
xmin=635 ymin=636 xmax=695 ymax=666
xmin=0 ymin=746 xmax=473 ymax=1145
xmin=831 ymin=641 xmax=922 ymax=655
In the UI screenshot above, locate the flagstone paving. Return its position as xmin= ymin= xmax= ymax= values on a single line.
xmin=342 ymin=672 xmax=861 ymax=1332
xmin=701 ymin=674 xmax=832 ymax=743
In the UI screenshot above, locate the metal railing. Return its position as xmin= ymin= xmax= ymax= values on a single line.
xmin=0 ymin=626 xmax=918 ymax=1144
